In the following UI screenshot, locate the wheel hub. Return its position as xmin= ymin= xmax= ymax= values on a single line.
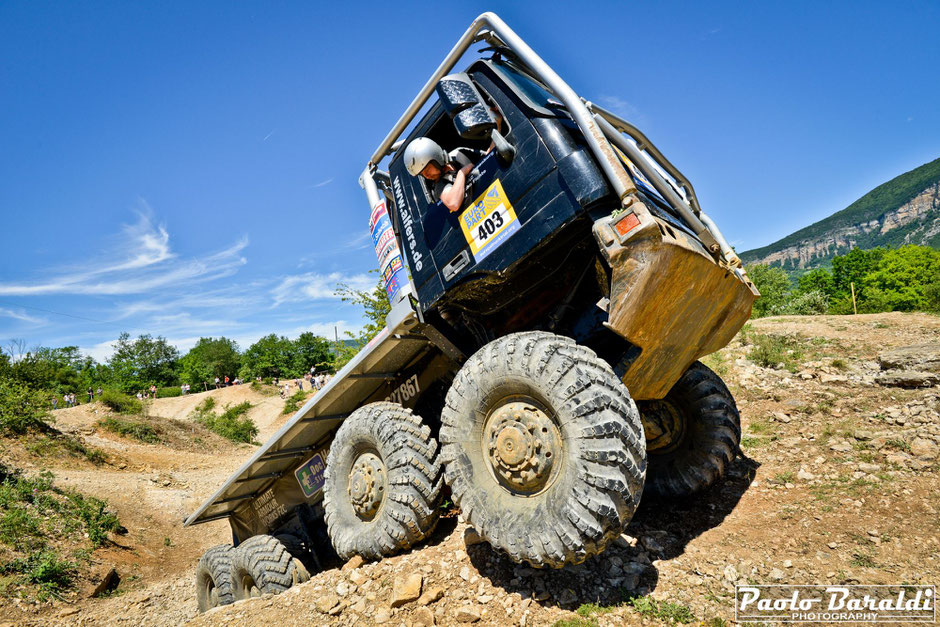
xmin=484 ymin=401 xmax=561 ymax=494
xmin=640 ymin=399 xmax=686 ymax=453
xmin=348 ymin=452 xmax=386 ymax=519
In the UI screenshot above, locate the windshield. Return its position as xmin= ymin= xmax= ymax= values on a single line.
xmin=489 ymin=61 xmax=561 ymax=114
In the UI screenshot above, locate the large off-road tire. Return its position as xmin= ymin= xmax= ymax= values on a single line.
xmin=231 ymin=535 xmax=310 ymax=600
xmin=638 ymin=361 xmax=740 ymax=498
xmin=323 ymin=402 xmax=443 ymax=560
xmin=440 ymin=331 xmax=646 ymax=568
xmin=196 ymin=544 xmax=235 ymax=612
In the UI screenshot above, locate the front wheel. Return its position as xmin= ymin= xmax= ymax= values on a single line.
xmin=639 ymin=361 xmax=741 ymax=498
xmin=440 ymin=331 xmax=646 ymax=568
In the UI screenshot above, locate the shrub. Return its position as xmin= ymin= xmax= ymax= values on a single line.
xmin=775 ymin=289 xmax=829 ymax=315
xmin=282 ymin=390 xmax=307 ymax=416
xmin=98 ymin=417 xmax=160 ymax=444
xmin=98 ymin=389 xmax=143 ymax=414
xmin=196 ymin=401 xmax=257 ymax=443
xmin=156 ymin=386 xmax=182 ymax=399
xmin=0 ymin=380 xmax=50 ymax=435
xmin=748 ymin=333 xmax=803 ymax=371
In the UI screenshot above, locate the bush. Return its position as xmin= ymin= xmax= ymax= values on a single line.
xmin=748 ymin=333 xmax=803 ymax=371
xmin=0 ymin=380 xmax=50 ymax=435
xmin=98 ymin=389 xmax=143 ymax=414
xmin=156 ymin=386 xmax=182 ymax=399
xmin=0 ymin=463 xmax=120 ymax=599
xmin=98 ymin=417 xmax=160 ymax=444
xmin=282 ymin=390 xmax=307 ymax=416
xmin=775 ymin=289 xmax=829 ymax=315
xmin=195 ymin=401 xmax=257 ymax=443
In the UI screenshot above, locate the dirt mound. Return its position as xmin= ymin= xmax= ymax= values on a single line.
xmin=1 ymin=312 xmax=938 ymax=625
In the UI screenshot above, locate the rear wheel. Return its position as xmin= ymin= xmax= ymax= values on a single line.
xmin=639 ymin=361 xmax=740 ymax=498
xmin=196 ymin=544 xmax=235 ymax=612
xmin=440 ymin=331 xmax=646 ymax=568
xmin=323 ymin=402 xmax=443 ymax=560
xmin=231 ymin=535 xmax=310 ymax=600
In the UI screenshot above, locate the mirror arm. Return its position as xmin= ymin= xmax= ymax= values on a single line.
xmin=489 ymin=129 xmax=515 ymax=165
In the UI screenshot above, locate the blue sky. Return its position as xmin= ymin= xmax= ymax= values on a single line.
xmin=1 ymin=1 xmax=938 ymax=361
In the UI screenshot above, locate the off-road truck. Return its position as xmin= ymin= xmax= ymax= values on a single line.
xmin=185 ymin=12 xmax=758 ymax=612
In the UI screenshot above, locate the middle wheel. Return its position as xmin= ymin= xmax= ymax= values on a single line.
xmin=323 ymin=402 xmax=443 ymax=560
xmin=440 ymin=331 xmax=647 ymax=568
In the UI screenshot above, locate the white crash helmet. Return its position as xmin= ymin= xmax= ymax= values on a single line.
xmin=403 ymin=137 xmax=448 ymax=177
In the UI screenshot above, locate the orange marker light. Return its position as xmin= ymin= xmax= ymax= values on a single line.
xmin=614 ymin=213 xmax=640 ymax=237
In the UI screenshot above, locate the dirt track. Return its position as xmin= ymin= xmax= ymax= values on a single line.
xmin=1 ymin=313 xmax=938 ymax=626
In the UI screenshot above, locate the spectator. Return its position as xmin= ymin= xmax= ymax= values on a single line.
xmin=136 ymin=391 xmax=143 ymax=400
xmin=296 ymin=379 xmax=303 ymax=391
xmin=224 ymin=375 xmax=230 ymax=386
xmin=87 ymin=387 xmax=93 ymax=403
xmin=96 ymin=387 xmax=102 ymax=398
xmin=52 ymin=397 xmax=58 ymax=410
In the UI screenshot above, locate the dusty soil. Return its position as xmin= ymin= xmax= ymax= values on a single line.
xmin=1 ymin=313 xmax=938 ymax=626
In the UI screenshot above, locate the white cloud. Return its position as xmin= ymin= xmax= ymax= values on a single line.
xmin=271 ymin=272 xmax=374 ymax=306
xmin=0 ymin=211 xmax=248 ymax=297
xmin=0 ymin=308 xmax=45 ymax=324
xmin=598 ymin=95 xmax=641 ymax=121
xmin=308 ymin=177 xmax=334 ymax=189
xmin=81 ymin=339 xmax=119 ymax=363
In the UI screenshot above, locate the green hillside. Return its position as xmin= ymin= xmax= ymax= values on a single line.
xmin=740 ymin=157 xmax=940 ymax=267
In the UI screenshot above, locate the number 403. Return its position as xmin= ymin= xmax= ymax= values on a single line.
xmin=476 ymin=210 xmax=504 ymax=241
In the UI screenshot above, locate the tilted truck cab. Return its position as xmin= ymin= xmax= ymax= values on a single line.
xmin=186 ymin=13 xmax=758 ymax=613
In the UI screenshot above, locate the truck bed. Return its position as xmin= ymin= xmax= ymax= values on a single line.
xmin=183 ymin=300 xmax=432 ymax=528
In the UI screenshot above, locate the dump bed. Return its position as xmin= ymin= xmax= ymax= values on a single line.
xmin=183 ymin=300 xmax=437 ymax=538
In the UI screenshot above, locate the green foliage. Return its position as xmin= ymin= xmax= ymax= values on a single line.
xmin=0 ymin=464 xmax=121 ymax=599
xmin=108 ymin=332 xmax=180 ymax=393
xmin=745 ymin=264 xmax=792 ymax=317
xmin=24 ymin=434 xmax=107 ymax=465
xmin=0 ymin=379 xmax=50 ymax=435
xmin=863 ymin=245 xmax=940 ymax=311
xmin=334 ymin=275 xmax=392 ymax=369
xmin=240 ymin=333 xmax=333 ymax=380
xmin=99 ymin=417 xmax=160 ymax=444
xmin=281 ymin=390 xmax=307 ymax=415
xmin=741 ymin=157 xmax=940 ymax=265
xmin=155 ymin=386 xmax=182 ymax=398
xmin=780 ymin=289 xmax=829 ymax=315
xmin=98 ymin=389 xmax=143 ymax=414
xmin=179 ymin=337 xmax=241 ymax=387
xmin=194 ymin=401 xmax=257 ymax=443
xmin=798 ymin=268 xmax=834 ymax=295
xmin=2 ymin=551 xmax=75 ymax=597
xmin=628 ymin=596 xmax=695 ymax=623
xmin=748 ymin=333 xmax=803 ymax=371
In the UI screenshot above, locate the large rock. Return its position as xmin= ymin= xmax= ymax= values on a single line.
xmin=876 ymin=371 xmax=940 ymax=388
xmin=878 ymin=344 xmax=940 ymax=372
xmin=390 ymin=573 xmax=423 ymax=608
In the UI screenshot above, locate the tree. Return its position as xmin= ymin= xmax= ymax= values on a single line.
xmin=108 ymin=333 xmax=180 ymax=392
xmin=863 ymin=245 xmax=940 ymax=312
xmin=797 ymin=268 xmax=834 ymax=297
xmin=745 ymin=264 xmax=792 ymax=317
xmin=180 ymin=337 xmax=241 ymax=387
xmin=241 ymin=334 xmax=295 ymax=379
xmin=292 ymin=332 xmax=334 ymax=375
xmin=334 ymin=275 xmax=392 ymax=368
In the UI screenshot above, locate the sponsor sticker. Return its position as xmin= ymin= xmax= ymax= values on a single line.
xmin=294 ymin=452 xmax=327 ymax=499
xmin=458 ymin=179 xmax=519 ymax=261
xmin=735 ymin=585 xmax=935 ymax=623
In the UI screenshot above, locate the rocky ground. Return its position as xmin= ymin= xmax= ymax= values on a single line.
xmin=1 ymin=312 xmax=938 ymax=626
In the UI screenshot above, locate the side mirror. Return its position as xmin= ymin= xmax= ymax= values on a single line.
xmin=435 ymin=74 xmax=496 ymax=140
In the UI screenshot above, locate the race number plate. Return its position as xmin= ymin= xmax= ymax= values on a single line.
xmin=459 ymin=179 xmax=520 ymax=261
xmin=294 ymin=452 xmax=327 ymax=499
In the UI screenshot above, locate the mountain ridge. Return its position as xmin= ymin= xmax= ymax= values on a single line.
xmin=740 ymin=157 xmax=940 ymax=268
